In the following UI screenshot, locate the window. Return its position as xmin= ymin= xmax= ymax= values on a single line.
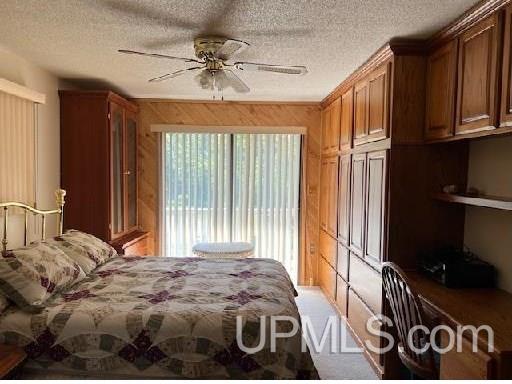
xmin=0 ymin=79 xmax=45 ymax=204
xmin=162 ymin=132 xmax=301 ymax=280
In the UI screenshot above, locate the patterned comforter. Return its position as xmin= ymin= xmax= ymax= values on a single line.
xmin=0 ymin=256 xmax=318 ymax=379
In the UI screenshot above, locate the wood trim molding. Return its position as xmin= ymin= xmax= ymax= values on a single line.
xmin=427 ymin=0 xmax=510 ymax=49
xmin=151 ymin=124 xmax=307 ymax=134
xmin=136 ymin=98 xmax=320 ymax=106
xmin=0 ymin=78 xmax=45 ymax=104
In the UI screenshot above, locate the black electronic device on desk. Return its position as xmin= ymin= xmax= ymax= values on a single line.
xmin=419 ymin=246 xmax=496 ymax=288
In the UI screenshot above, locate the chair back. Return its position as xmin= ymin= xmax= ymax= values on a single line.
xmin=382 ymin=262 xmax=438 ymax=379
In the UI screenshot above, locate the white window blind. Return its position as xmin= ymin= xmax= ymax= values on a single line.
xmin=162 ymin=133 xmax=301 ymax=280
xmin=0 ymin=90 xmax=36 ymax=204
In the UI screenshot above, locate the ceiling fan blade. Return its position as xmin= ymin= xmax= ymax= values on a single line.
xmin=148 ymin=66 xmax=204 ymax=83
xmin=118 ymin=49 xmax=202 ymax=63
xmin=224 ymin=70 xmax=250 ymax=93
xmin=195 ymin=69 xmax=214 ymax=90
xmin=214 ymin=39 xmax=250 ymax=60
xmin=234 ymin=62 xmax=307 ymax=75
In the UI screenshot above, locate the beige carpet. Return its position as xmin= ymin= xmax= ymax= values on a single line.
xmin=295 ymin=286 xmax=378 ymax=380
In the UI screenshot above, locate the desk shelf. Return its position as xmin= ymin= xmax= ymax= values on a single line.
xmin=433 ymin=192 xmax=512 ymax=211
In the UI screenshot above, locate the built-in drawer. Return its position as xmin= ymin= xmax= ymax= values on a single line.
xmin=349 ymin=254 xmax=382 ymax=314
xmin=348 ymin=288 xmax=383 ymax=368
xmin=319 ymin=256 xmax=336 ymax=300
xmin=336 ymin=276 xmax=348 ymax=316
xmin=320 ymin=229 xmax=337 ymax=269
xmin=337 ymin=243 xmax=349 ymax=280
xmin=440 ymin=330 xmax=494 ymax=379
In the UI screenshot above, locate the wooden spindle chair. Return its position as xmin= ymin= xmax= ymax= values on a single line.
xmin=382 ymin=262 xmax=438 ymax=379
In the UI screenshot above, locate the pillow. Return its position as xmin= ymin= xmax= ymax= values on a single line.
xmin=45 ymin=230 xmax=117 ymax=273
xmin=0 ymin=294 xmax=9 ymax=313
xmin=0 ymin=242 xmax=85 ymax=312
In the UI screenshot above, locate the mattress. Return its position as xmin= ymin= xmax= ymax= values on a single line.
xmin=0 ymin=256 xmax=318 ymax=379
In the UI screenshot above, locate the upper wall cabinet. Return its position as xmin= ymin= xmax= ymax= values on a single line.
xmin=321 ymin=98 xmax=341 ymax=154
xmin=353 ymin=62 xmax=390 ymax=145
xmin=501 ymin=5 xmax=512 ymax=127
xmin=340 ymin=88 xmax=354 ymax=151
xmin=425 ymin=40 xmax=458 ymax=140
xmin=353 ymin=80 xmax=368 ymax=144
xmin=456 ymin=14 xmax=500 ymax=135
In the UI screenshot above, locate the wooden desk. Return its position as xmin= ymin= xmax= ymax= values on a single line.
xmin=407 ymin=272 xmax=512 ymax=379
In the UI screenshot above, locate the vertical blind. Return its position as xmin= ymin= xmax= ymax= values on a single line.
xmin=0 ymin=91 xmax=35 ymax=204
xmin=162 ymin=132 xmax=301 ymax=280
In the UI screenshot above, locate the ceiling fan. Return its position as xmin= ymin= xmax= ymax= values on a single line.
xmin=118 ymin=36 xmax=308 ymax=94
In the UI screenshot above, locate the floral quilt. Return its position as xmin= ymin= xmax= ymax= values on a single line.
xmin=0 ymin=256 xmax=318 ymax=379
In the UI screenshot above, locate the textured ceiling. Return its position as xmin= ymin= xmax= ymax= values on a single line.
xmin=0 ymin=0 xmax=479 ymax=101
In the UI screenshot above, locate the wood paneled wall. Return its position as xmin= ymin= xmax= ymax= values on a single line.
xmin=136 ymin=99 xmax=321 ymax=285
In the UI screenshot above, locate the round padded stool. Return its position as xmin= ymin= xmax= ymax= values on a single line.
xmin=192 ymin=242 xmax=254 ymax=258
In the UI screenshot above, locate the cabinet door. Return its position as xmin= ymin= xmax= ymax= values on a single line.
xmin=319 ymin=256 xmax=337 ymax=300
xmin=367 ymin=63 xmax=390 ymax=142
xmin=337 ymin=154 xmax=351 ymax=245
xmin=329 ymin=98 xmax=342 ymax=152
xmin=349 ymin=153 xmax=366 ymax=256
xmin=501 ymin=5 xmax=512 ymax=127
xmin=340 ymin=88 xmax=353 ymax=150
xmin=125 ymin=111 xmax=138 ymax=231
xmin=353 ymin=80 xmax=368 ymax=145
xmin=326 ymin=156 xmax=339 ymax=237
xmin=425 ymin=40 xmax=458 ymax=140
xmin=110 ymin=102 xmax=125 ymax=238
xmin=456 ymin=14 xmax=499 ymax=135
xmin=364 ymin=150 xmax=387 ymax=265
xmin=319 ymin=159 xmax=329 ymax=230
xmin=321 ymin=107 xmax=330 ymax=153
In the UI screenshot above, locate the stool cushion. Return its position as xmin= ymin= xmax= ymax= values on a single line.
xmin=192 ymin=242 xmax=254 ymax=258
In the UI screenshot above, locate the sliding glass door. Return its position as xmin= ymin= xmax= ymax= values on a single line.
xmin=162 ymin=132 xmax=301 ymax=279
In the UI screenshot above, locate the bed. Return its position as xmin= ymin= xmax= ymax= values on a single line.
xmin=0 ymin=192 xmax=318 ymax=379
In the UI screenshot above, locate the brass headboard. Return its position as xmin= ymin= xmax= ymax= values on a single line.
xmin=0 ymin=189 xmax=66 ymax=252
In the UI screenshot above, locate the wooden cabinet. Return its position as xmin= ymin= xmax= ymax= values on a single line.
xmin=336 ymin=276 xmax=348 ymax=316
xmin=340 ymin=88 xmax=353 ymax=150
xmin=319 ymin=229 xmax=337 ymax=269
xmin=337 ymin=243 xmax=349 ymax=281
xmin=456 ymin=14 xmax=500 ymax=135
xmin=353 ymin=63 xmax=390 ymax=145
xmin=367 ymin=63 xmax=390 ymax=142
xmin=319 ymin=256 xmax=337 ymax=300
xmin=354 ymin=80 xmax=369 ymax=144
xmin=321 ymin=106 xmax=331 ymax=153
xmin=364 ymin=150 xmax=387 ymax=265
xmin=60 ymin=91 xmax=147 ymax=253
xmin=337 ymin=154 xmax=351 ymax=245
xmin=0 ymin=345 xmax=26 ymax=379
xmin=320 ymin=156 xmax=339 ymax=236
xmin=349 ymin=255 xmax=382 ymax=314
xmin=439 ymin=331 xmax=494 ymax=379
xmin=110 ymin=230 xmax=149 ymax=256
xmin=349 ymin=153 xmax=366 ymax=256
xmin=501 ymin=4 xmax=512 ymax=127
xmin=347 ymin=289 xmax=383 ymax=371
xmin=321 ymin=98 xmax=341 ymax=154
xmin=425 ymin=40 xmax=458 ymax=140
